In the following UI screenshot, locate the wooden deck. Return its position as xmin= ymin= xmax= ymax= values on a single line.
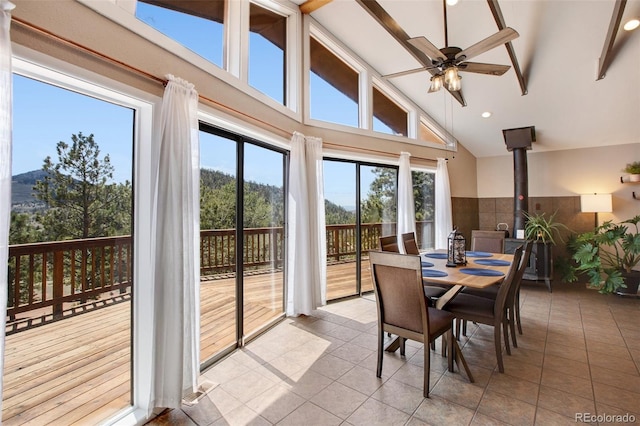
xmin=2 ymin=260 xmax=371 ymax=425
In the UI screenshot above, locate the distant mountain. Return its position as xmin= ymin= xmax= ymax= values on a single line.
xmin=11 ymin=170 xmax=48 ymax=209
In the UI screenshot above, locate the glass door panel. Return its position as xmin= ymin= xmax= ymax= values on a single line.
xmin=412 ymin=171 xmax=436 ymax=250
xmin=199 ymin=131 xmax=237 ymax=362
xmin=5 ymin=75 xmax=133 ymax=424
xmin=360 ymin=165 xmax=398 ymax=293
xmin=323 ymin=160 xmax=358 ymax=299
xmin=242 ymin=144 xmax=285 ymax=337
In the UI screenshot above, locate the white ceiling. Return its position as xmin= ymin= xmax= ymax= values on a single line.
xmin=299 ymin=0 xmax=640 ymax=158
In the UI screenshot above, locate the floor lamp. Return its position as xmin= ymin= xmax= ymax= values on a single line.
xmin=580 ymin=193 xmax=612 ymax=228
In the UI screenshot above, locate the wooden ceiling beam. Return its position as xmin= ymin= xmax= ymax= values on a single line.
xmin=355 ymin=0 xmax=467 ymax=107
xmin=597 ymin=0 xmax=626 ymax=80
xmin=299 ymin=0 xmax=333 ymax=15
xmin=487 ymin=0 xmax=527 ymax=95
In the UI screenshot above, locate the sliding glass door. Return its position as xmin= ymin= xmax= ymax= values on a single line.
xmin=360 ymin=165 xmax=397 ymax=293
xmin=199 ymin=124 xmax=286 ymax=365
xmin=323 ymin=159 xmax=398 ymax=299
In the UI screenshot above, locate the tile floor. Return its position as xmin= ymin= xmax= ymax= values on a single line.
xmin=147 ymin=281 xmax=640 ymax=425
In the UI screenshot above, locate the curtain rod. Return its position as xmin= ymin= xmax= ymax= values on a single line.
xmin=12 ymin=17 xmax=445 ymax=164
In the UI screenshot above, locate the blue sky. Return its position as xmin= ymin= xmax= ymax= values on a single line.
xmin=12 ymin=3 xmax=390 ymax=208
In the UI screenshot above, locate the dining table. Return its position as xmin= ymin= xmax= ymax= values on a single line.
xmin=420 ymin=250 xmax=515 ymax=309
xmin=384 ymin=249 xmax=516 ymax=383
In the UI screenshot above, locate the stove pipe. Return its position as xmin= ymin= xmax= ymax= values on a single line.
xmin=502 ymin=127 xmax=536 ymax=234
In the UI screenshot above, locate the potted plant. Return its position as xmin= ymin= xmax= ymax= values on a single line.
xmin=623 ymin=161 xmax=640 ymax=182
xmin=522 ymin=211 xmax=569 ymax=291
xmin=523 ymin=211 xmax=568 ymax=244
xmin=571 ymin=215 xmax=640 ymax=295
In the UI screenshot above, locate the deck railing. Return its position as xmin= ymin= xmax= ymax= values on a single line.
xmin=6 ymin=220 xmax=432 ymax=324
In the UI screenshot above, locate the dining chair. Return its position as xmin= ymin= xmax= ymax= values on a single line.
xmin=471 ymin=230 xmax=506 ymax=253
xmin=378 ymin=235 xmax=400 ymax=253
xmin=399 ymin=232 xmax=448 ymax=305
xmin=401 ymin=232 xmax=420 ymax=255
xmin=444 ymin=245 xmax=524 ymax=373
xmin=369 ymin=250 xmax=456 ymax=397
xmin=462 ymin=241 xmax=532 ymax=348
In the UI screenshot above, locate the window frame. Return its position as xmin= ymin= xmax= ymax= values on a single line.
xmin=11 ymin=48 xmax=157 ymax=425
xmin=304 ymin=16 xmax=457 ymax=151
xmin=80 ymin=0 xmax=302 ymax=121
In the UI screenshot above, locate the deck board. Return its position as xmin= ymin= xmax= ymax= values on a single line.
xmin=2 ymin=261 xmax=367 ymax=424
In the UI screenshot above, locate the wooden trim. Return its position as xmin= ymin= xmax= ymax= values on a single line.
xmin=597 ymin=0 xmax=627 ymax=80
xmin=486 ymin=0 xmax=528 ymax=95
xmin=299 ymin=0 xmax=333 ymax=14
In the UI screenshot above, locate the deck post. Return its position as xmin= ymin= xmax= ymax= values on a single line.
xmin=53 ymin=250 xmax=64 ymax=319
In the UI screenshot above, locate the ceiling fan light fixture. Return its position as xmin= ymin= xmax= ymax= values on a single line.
xmin=623 ymin=19 xmax=640 ymax=31
xmin=447 ymin=74 xmax=462 ymax=91
xmin=444 ymin=66 xmax=459 ymax=84
xmin=445 ymin=0 xmax=459 ymax=6
xmin=429 ymin=74 xmax=444 ymax=92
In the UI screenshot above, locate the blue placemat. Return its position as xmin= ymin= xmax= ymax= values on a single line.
xmin=466 ymin=251 xmax=494 ymax=258
xmin=459 ymin=268 xmax=504 ymax=277
xmin=423 ymin=252 xmax=448 ymax=259
xmin=422 ymin=268 xmax=448 ymax=277
xmin=421 ymin=261 xmax=435 ymax=268
xmin=474 ymin=259 xmax=511 ymax=267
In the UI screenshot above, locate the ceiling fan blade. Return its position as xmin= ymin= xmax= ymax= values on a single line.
xmin=382 ymin=66 xmax=430 ymax=79
xmin=458 ymin=62 xmax=511 ymax=76
xmin=408 ymin=36 xmax=445 ymax=61
xmin=455 ymin=27 xmax=519 ymax=62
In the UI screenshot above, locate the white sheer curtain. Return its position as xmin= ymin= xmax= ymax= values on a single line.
xmin=0 ymin=0 xmax=14 ymax=411
xmin=151 ymin=75 xmax=200 ymax=408
xmin=435 ymin=157 xmax=453 ymax=250
xmin=286 ymin=132 xmax=327 ymax=316
xmin=396 ymin=151 xmax=416 ymax=252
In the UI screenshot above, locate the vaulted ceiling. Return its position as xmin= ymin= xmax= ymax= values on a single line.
xmin=296 ymin=0 xmax=640 ymax=158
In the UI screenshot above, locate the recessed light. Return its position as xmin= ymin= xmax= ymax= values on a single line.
xmin=624 ymin=19 xmax=640 ymax=31
xmin=446 ymin=0 xmax=459 ymax=5
xmin=481 ymin=111 xmax=492 ymax=118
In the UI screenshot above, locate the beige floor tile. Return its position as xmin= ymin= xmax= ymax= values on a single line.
xmin=277 ymin=401 xmax=342 ymax=426
xmin=412 ymin=395 xmax=475 ymax=425
xmin=540 ymin=369 xmax=594 ymax=399
xmin=588 ymin=351 xmax=639 ymax=375
xmin=542 ymin=353 xmax=591 ymax=379
xmin=477 ymin=390 xmax=536 ymax=425
xmin=586 ymin=340 xmax=633 ymax=360
xmin=590 ymin=365 xmax=640 ymax=393
xmin=486 ymin=372 xmax=539 ymax=404
xmin=469 ymin=412 xmax=511 ymax=425
xmin=220 ymin=369 xmax=278 ymax=404
xmin=211 ymin=404 xmax=270 ymax=426
xmin=310 ymin=381 xmax=368 ymax=420
xmin=544 ymin=341 xmax=588 ymax=363
xmin=534 ymin=407 xmax=582 ymax=425
xmin=337 ymin=365 xmax=387 ymax=396
xmin=308 ymin=353 xmax=355 ymax=380
xmin=371 ymin=378 xmax=425 ymax=415
xmin=281 ymin=369 xmax=333 ymax=400
xmin=346 ymin=397 xmax=410 ymax=426
xmin=593 ymin=382 xmax=640 ymax=414
xmin=245 ymin=384 xmax=306 ymax=424
xmin=330 ymin=341 xmax=374 ymax=365
xmin=536 ymin=385 xmax=595 ymax=419
xmin=430 ymin=374 xmax=484 ymax=410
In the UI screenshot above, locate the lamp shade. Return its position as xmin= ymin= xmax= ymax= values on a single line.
xmin=580 ymin=193 xmax=612 ymax=213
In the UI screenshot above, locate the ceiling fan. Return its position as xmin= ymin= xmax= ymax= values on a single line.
xmin=383 ymin=0 xmax=519 ymax=93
